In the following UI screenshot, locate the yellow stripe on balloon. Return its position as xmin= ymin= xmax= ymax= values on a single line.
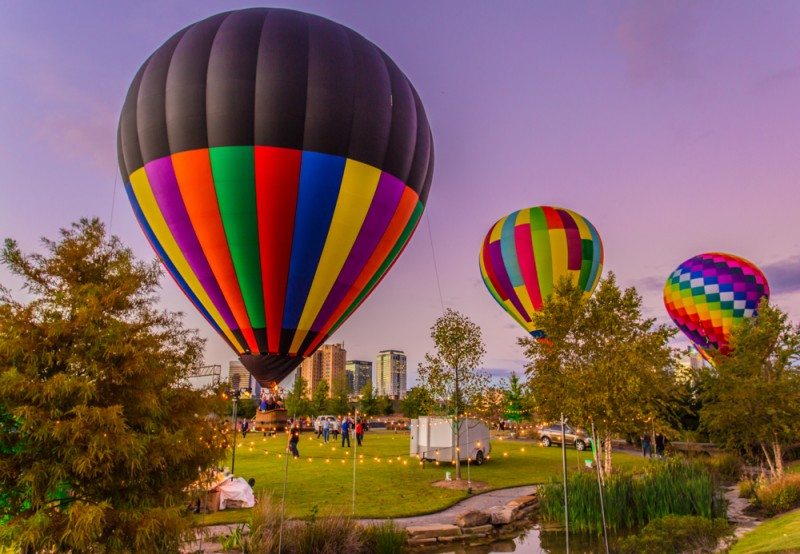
xmin=289 ymin=159 xmax=381 ymax=353
xmin=549 ymin=227 xmax=569 ymax=288
xmin=129 ymin=167 xmax=240 ymax=349
xmin=489 ymin=219 xmax=504 ymax=242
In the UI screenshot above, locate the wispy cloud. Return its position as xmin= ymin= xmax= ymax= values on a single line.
xmin=615 ymin=1 xmax=699 ymax=84
xmin=763 ymin=255 xmax=800 ymax=295
xmin=757 ymin=65 xmax=800 ymax=91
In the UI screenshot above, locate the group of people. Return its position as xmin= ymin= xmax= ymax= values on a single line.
xmin=641 ymin=432 xmax=666 ymax=458
xmin=258 ymin=389 xmax=284 ymax=412
xmin=312 ymin=416 xmax=366 ymax=447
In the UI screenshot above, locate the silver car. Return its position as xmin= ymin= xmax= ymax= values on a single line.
xmin=537 ymin=423 xmax=590 ymax=451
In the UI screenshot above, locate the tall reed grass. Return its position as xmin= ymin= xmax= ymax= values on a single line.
xmin=539 ymin=458 xmax=726 ymax=534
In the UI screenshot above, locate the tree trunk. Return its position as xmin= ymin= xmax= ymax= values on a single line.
xmin=454 ymin=419 xmax=461 ymax=480
xmin=772 ymin=438 xmax=784 ymax=480
xmin=760 ymin=441 xmax=776 ymax=478
xmin=604 ymin=432 xmax=613 ymax=477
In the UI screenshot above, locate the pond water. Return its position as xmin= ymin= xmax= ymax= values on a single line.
xmin=426 ymin=524 xmax=620 ymax=553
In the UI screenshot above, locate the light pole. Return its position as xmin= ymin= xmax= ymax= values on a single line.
xmin=230 ymin=374 xmax=241 ymax=476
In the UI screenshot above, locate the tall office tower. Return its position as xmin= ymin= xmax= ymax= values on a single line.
xmin=345 ymin=360 xmax=373 ymax=394
xmin=228 ymin=360 xmax=252 ymax=392
xmin=321 ymin=343 xmax=347 ymax=396
xmin=375 ymin=350 xmax=407 ymax=399
xmin=299 ymin=350 xmax=323 ymax=398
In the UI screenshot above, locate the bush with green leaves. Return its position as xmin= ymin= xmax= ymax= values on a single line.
xmin=752 ymin=474 xmax=800 ymax=516
xmin=618 ymin=515 xmax=731 ymax=554
xmin=539 ymin=458 xmax=725 ymax=534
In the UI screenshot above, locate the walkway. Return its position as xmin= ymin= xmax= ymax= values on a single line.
xmin=359 ymin=484 xmax=536 ymax=528
xmin=725 ymin=485 xmax=762 ymax=540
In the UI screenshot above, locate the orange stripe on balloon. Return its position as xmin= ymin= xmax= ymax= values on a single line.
xmin=302 ymin=187 xmax=419 ymax=355
xmin=171 ymin=149 xmax=259 ymax=352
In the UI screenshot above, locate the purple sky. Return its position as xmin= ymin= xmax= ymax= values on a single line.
xmin=2 ymin=1 xmax=799 ymax=385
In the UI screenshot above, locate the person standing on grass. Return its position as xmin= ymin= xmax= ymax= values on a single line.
xmin=655 ymin=433 xmax=665 ymax=458
xmin=355 ymin=419 xmax=363 ymax=446
xmin=241 ymin=417 xmax=249 ymax=438
xmin=288 ymin=423 xmax=300 ymax=458
xmin=642 ymin=433 xmax=652 ymax=458
xmin=322 ymin=417 xmax=331 ymax=443
xmin=333 ymin=417 xmax=340 ymax=440
xmin=341 ymin=416 xmax=351 ymax=448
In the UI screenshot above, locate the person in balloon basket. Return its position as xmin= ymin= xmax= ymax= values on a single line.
xmin=341 ymin=417 xmax=351 ymax=448
xmin=288 ymin=424 xmax=301 ymax=459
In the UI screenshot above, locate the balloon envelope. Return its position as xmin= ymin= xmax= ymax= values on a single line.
xmin=663 ymin=252 xmax=769 ymax=359
xmin=117 ymin=8 xmax=433 ymax=385
xmin=479 ymin=206 xmax=603 ymax=337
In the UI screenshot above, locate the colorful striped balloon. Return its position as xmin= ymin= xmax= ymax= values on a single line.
xmin=664 ymin=252 xmax=769 ymax=359
xmin=117 ymin=9 xmax=433 ymax=385
xmin=479 ymin=206 xmax=603 ymax=337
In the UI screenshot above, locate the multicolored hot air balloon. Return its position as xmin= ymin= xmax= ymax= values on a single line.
xmin=479 ymin=206 xmax=603 ymax=337
xmin=117 ymin=9 xmax=433 ymax=385
xmin=664 ymin=252 xmax=769 ymax=360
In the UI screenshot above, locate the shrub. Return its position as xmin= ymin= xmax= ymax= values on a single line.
xmin=361 ymin=520 xmax=406 ymax=554
xmin=696 ymin=453 xmax=742 ymax=484
xmin=753 ymin=474 xmax=800 ymax=516
xmin=618 ymin=515 xmax=732 ymax=554
xmin=539 ymin=459 xmax=725 ymax=534
xmin=738 ymin=477 xmax=757 ymax=500
xmin=246 ymin=494 xmax=405 ymax=553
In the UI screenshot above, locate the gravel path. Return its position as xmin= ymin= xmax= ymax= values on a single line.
xmin=725 ymin=485 xmax=762 ymax=540
xmin=359 ymin=484 xmax=536 ymax=528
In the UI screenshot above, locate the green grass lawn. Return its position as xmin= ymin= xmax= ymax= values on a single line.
xmin=787 ymin=460 xmax=800 ymax=475
xmin=730 ymin=508 xmax=800 ymax=553
xmin=196 ymin=429 xmax=645 ymax=525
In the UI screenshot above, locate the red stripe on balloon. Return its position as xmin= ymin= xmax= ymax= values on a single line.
xmin=542 ymin=206 xmax=563 ymax=229
xmin=514 ymin=222 xmax=543 ymax=311
xmin=557 ymin=209 xmax=583 ymax=271
xmin=254 ymin=146 xmax=302 ymax=354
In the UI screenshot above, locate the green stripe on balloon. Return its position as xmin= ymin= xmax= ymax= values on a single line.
xmin=529 ymin=207 xmax=552 ymax=299
xmin=209 ymin=146 xmax=266 ymax=329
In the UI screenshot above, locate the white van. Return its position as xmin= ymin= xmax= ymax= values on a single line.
xmin=410 ymin=416 xmax=491 ymax=465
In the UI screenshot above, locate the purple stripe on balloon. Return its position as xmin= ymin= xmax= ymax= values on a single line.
xmin=145 ymin=157 xmax=238 ymax=330
xmin=310 ymin=172 xmax=405 ymax=332
xmin=489 ymin=240 xmax=530 ymax=321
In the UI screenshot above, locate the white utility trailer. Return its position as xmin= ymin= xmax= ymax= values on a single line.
xmin=410 ymin=416 xmax=491 ymax=465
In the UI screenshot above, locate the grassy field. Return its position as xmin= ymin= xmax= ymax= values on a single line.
xmin=730 ymin=508 xmax=800 ymax=553
xmin=196 ymin=429 xmax=646 ymax=525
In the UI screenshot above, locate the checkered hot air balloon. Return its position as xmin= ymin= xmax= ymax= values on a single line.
xmin=663 ymin=252 xmax=769 ymax=361
xmin=479 ymin=206 xmax=604 ymax=337
xmin=117 ymin=9 xmax=433 ymax=385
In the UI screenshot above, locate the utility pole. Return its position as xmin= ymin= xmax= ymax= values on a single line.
xmin=561 ymin=413 xmax=570 ymax=554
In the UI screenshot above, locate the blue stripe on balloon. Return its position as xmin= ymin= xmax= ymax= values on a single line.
xmin=585 ymin=218 xmax=602 ymax=288
xmin=123 ymin=182 xmax=231 ymax=349
xmin=282 ymin=151 xmax=346 ymax=333
xmin=500 ymin=210 xmax=524 ymax=287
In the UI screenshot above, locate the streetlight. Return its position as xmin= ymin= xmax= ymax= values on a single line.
xmin=230 ymin=374 xmax=241 ymax=475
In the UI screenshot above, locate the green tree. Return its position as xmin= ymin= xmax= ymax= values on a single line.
xmin=418 ymin=309 xmax=488 ymax=479
xmin=326 ymin=377 xmax=350 ymax=416
xmin=700 ymin=300 xmax=800 ymax=479
xmin=504 ymin=372 xmax=528 ymax=422
xmin=310 ymin=379 xmax=330 ymax=417
xmin=0 ymin=219 xmax=228 ymax=552
xmin=376 ymin=395 xmax=395 ymax=416
xmin=520 ymin=275 xmax=676 ymax=476
xmin=284 ymin=375 xmax=310 ymax=418
xmin=400 ymin=386 xmax=433 ymax=419
xmin=357 ymin=382 xmax=379 ymax=417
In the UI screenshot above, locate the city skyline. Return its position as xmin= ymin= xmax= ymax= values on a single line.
xmin=1 ymin=2 xmax=799 ymax=385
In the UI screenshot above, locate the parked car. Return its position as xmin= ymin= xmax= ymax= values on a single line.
xmin=537 ymin=423 xmax=590 ymax=451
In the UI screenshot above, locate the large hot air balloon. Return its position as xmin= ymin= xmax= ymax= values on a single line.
xmin=664 ymin=252 xmax=769 ymax=360
xmin=117 ymin=9 xmax=433 ymax=385
xmin=479 ymin=206 xmax=603 ymax=337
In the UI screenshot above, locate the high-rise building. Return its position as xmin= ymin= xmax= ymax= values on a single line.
xmin=300 ymin=343 xmax=346 ymax=398
xmin=345 ymin=360 xmax=373 ymax=394
xmin=299 ymin=351 xmax=323 ymax=398
xmin=321 ymin=343 xmax=347 ymax=395
xmin=375 ymin=350 xmax=407 ymax=399
xmin=228 ymin=360 xmax=260 ymax=396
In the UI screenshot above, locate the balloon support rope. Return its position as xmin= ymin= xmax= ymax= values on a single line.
xmin=426 ymin=212 xmax=446 ymax=313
